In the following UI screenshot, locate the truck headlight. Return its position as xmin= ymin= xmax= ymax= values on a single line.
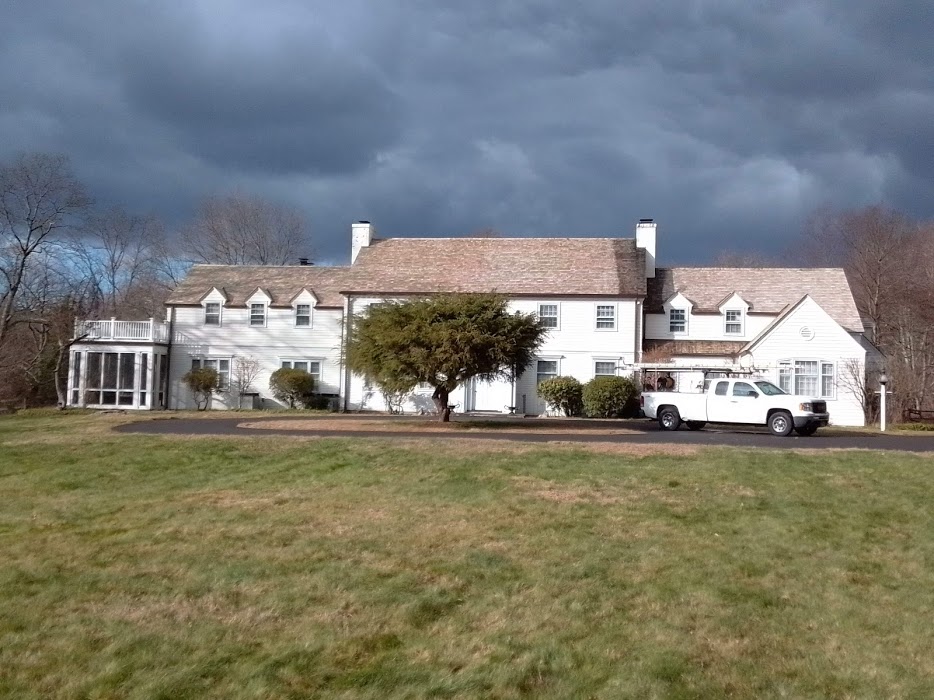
xmin=799 ymin=402 xmax=813 ymax=412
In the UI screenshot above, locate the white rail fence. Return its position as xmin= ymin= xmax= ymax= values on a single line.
xmin=74 ymin=318 xmax=169 ymax=343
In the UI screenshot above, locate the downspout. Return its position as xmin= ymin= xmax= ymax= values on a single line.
xmin=635 ymin=299 xmax=644 ymax=363
xmin=164 ymin=306 xmax=175 ymax=410
xmin=341 ymin=295 xmax=351 ymax=412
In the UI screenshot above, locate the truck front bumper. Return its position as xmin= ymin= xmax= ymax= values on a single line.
xmin=795 ymin=413 xmax=830 ymax=428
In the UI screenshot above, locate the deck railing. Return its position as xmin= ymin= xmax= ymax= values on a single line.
xmin=74 ymin=318 xmax=170 ymax=343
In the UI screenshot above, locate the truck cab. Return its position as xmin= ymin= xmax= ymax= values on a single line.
xmin=641 ymin=377 xmax=830 ymax=437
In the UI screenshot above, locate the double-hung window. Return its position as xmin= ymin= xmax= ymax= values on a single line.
xmin=250 ymin=303 xmax=266 ymax=327
xmin=204 ymin=302 xmax=221 ymax=326
xmin=778 ymin=360 xmax=835 ymax=398
xmin=281 ymin=359 xmax=322 ymax=382
xmin=669 ymin=308 xmax=686 ymax=333
xmin=191 ymin=357 xmax=230 ymax=389
xmin=724 ymin=309 xmax=743 ymax=335
xmin=295 ymin=304 xmax=311 ymax=327
xmin=536 ymin=360 xmax=558 ymax=384
xmin=596 ymin=305 xmax=616 ymax=330
xmin=538 ymin=304 xmax=558 ymax=329
xmin=594 ymin=361 xmax=616 ymax=377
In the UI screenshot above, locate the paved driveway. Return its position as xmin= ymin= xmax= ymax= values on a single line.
xmin=115 ymin=416 xmax=934 ymax=453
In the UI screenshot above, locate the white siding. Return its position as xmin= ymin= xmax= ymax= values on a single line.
xmin=169 ymin=305 xmax=344 ymax=410
xmin=743 ymin=298 xmax=866 ymax=426
xmin=345 ymin=296 xmax=640 ymax=415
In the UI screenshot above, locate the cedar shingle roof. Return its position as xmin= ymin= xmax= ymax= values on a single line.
xmin=346 ymin=238 xmax=647 ymax=297
xmin=165 ymin=264 xmax=351 ymax=308
xmin=645 ymin=268 xmax=863 ymax=331
xmin=644 ymin=339 xmax=747 ymax=357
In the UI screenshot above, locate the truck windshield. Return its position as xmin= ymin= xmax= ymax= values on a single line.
xmin=755 ymin=381 xmax=786 ymax=396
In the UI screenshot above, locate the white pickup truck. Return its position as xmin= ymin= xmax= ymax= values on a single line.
xmin=641 ymin=377 xmax=830 ymax=436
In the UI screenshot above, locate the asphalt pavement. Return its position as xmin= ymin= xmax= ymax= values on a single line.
xmin=114 ymin=415 xmax=934 ymax=453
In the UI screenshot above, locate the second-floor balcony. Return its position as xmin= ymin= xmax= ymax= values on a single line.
xmin=74 ymin=318 xmax=170 ymax=343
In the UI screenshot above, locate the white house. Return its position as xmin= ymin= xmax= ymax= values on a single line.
xmin=66 ymin=219 xmax=872 ymax=425
xmin=642 ymin=267 xmax=868 ymax=425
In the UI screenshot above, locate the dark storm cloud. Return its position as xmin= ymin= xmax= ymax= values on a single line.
xmin=1 ymin=0 xmax=933 ymax=264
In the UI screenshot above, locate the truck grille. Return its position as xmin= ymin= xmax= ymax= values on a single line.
xmin=812 ymin=401 xmax=827 ymax=413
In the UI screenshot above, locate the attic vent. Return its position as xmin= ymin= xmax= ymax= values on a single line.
xmin=800 ymin=326 xmax=815 ymax=341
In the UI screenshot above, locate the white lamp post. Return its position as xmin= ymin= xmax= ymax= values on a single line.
xmin=879 ymin=372 xmax=888 ymax=432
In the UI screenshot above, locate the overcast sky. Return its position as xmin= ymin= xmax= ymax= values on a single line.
xmin=2 ymin=1 xmax=932 ymax=264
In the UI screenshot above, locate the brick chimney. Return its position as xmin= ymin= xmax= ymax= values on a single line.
xmin=351 ymin=221 xmax=374 ymax=263
xmin=635 ymin=219 xmax=656 ymax=279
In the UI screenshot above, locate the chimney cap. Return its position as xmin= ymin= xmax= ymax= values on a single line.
xmin=298 ymin=257 xmax=311 ymax=266
xmin=355 ymin=220 xmax=371 ymax=225
xmin=638 ymin=218 xmax=655 ymax=224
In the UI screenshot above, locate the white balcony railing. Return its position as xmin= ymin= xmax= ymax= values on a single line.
xmin=74 ymin=318 xmax=170 ymax=343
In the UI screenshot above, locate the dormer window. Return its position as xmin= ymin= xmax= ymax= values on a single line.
xmin=290 ymin=288 xmax=318 ymax=328
xmin=250 ymin=303 xmax=266 ymax=327
xmin=669 ymin=308 xmax=686 ymax=333
xmin=204 ymin=302 xmax=221 ymax=326
xmin=295 ymin=304 xmax=311 ymax=327
xmin=724 ymin=309 xmax=743 ymax=335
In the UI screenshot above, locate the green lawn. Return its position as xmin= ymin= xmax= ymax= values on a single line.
xmin=2 ymin=412 xmax=934 ymax=699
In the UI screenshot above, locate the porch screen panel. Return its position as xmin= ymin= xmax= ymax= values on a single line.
xmin=71 ymin=352 xmax=82 ymax=404
xmin=86 ymin=352 xmax=102 ymax=404
xmin=139 ymin=354 xmax=148 ymax=407
xmin=102 ymin=353 xmax=118 ymax=403
xmin=118 ymin=353 xmax=135 ymax=405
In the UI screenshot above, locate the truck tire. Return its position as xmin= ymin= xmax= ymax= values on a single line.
xmin=658 ymin=407 xmax=681 ymax=431
xmin=686 ymin=421 xmax=706 ymax=431
xmin=794 ymin=424 xmax=818 ymax=436
xmin=768 ymin=411 xmax=794 ymax=437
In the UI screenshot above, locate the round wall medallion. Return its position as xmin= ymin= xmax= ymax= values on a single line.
xmin=800 ymin=326 xmax=815 ymax=341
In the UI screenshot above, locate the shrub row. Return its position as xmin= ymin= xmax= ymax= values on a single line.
xmin=537 ymin=375 xmax=639 ymax=418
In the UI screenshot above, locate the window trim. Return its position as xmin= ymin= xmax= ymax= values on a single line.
xmin=724 ymin=308 xmax=744 ymax=336
xmin=593 ymin=359 xmax=618 ymax=377
xmin=190 ymin=355 xmax=232 ymax=390
xmin=537 ymin=302 xmax=560 ymax=330
xmin=535 ymin=357 xmax=560 ymax=384
xmin=249 ymin=302 xmax=267 ymax=327
xmin=777 ymin=358 xmax=835 ymax=399
xmin=294 ymin=303 xmax=312 ymax=328
xmin=595 ymin=303 xmax=617 ymax=331
xmin=203 ymin=301 xmax=222 ymax=327
xmin=669 ymin=307 xmax=687 ymax=334
xmin=280 ymin=358 xmax=323 ymax=383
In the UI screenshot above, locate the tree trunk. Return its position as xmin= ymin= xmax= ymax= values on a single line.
xmin=53 ymin=340 xmax=70 ymax=409
xmin=432 ymin=386 xmax=451 ymax=422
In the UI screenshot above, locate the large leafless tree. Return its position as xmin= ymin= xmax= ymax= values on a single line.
xmin=183 ymin=193 xmax=311 ymax=266
xmin=0 ymin=153 xmax=89 ymax=358
xmin=796 ymin=205 xmax=934 ymax=417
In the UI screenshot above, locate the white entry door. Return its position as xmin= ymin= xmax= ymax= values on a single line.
xmin=466 ymin=378 xmax=513 ymax=413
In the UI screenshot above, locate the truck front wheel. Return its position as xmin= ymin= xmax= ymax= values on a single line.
xmin=659 ymin=407 xmax=681 ymax=431
xmin=768 ymin=411 xmax=794 ymax=437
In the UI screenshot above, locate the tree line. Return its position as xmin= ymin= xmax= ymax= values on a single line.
xmin=0 ymin=152 xmax=313 ymax=406
xmin=2 ymin=150 xmax=932 ymax=419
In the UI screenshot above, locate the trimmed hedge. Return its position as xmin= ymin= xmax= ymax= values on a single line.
xmin=537 ymin=376 xmax=584 ymax=416
xmin=582 ymin=376 xmax=639 ymax=418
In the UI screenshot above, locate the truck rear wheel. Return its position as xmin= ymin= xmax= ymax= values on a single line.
xmin=658 ymin=407 xmax=681 ymax=431
xmin=686 ymin=421 xmax=706 ymax=431
xmin=768 ymin=411 xmax=794 ymax=437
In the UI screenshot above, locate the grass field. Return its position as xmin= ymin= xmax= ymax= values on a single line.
xmin=2 ymin=411 xmax=934 ymax=699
